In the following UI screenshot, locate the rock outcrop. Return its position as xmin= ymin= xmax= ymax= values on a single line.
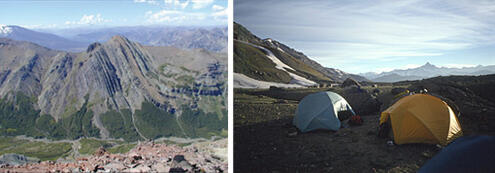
xmin=341 ymin=78 xmax=361 ymax=88
xmin=341 ymin=86 xmax=381 ymax=115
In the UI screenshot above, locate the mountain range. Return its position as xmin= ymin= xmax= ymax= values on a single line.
xmin=0 ymin=35 xmax=227 ymax=141
xmin=0 ymin=25 xmax=227 ymax=53
xmin=361 ymin=62 xmax=495 ymax=82
xmin=233 ymin=22 xmax=366 ymax=88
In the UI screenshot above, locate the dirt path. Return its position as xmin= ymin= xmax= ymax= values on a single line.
xmin=71 ymin=140 xmax=81 ymax=159
xmin=130 ymin=112 xmax=147 ymax=141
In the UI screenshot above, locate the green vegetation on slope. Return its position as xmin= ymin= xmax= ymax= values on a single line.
xmin=179 ymin=106 xmax=228 ymax=138
xmin=0 ymin=137 xmax=72 ymax=161
xmin=134 ymin=101 xmax=228 ymax=139
xmin=107 ymin=143 xmax=136 ymax=154
xmin=0 ymin=93 xmax=226 ymax=142
xmin=134 ymin=102 xmax=182 ymax=139
xmin=100 ymin=109 xmax=141 ymax=141
xmin=234 ymin=22 xmax=262 ymax=44
xmin=234 ymin=40 xmax=292 ymax=83
xmin=0 ymin=92 xmax=100 ymax=140
xmin=0 ymin=92 xmax=42 ymax=136
xmin=79 ymin=138 xmax=112 ymax=155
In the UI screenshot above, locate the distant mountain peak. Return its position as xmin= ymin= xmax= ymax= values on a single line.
xmin=422 ymin=62 xmax=436 ymax=68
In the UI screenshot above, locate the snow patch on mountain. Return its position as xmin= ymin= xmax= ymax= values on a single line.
xmin=0 ymin=25 xmax=13 ymax=35
xmin=234 ymin=73 xmax=307 ymax=88
xmin=247 ymin=42 xmax=317 ymax=86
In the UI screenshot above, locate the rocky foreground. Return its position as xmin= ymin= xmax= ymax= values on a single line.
xmin=0 ymin=139 xmax=227 ymax=172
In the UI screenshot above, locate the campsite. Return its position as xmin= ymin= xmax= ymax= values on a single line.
xmin=234 ymin=75 xmax=495 ymax=172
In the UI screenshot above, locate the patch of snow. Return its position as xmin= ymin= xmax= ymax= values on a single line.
xmin=250 ymin=43 xmax=317 ymax=86
xmin=237 ymin=40 xmax=318 ymax=86
xmin=288 ymin=73 xmax=317 ymax=86
xmin=254 ymin=44 xmax=294 ymax=71
xmin=0 ymin=25 xmax=13 ymax=35
xmin=234 ymin=73 xmax=306 ymax=89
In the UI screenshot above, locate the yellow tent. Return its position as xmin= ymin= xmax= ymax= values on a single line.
xmin=380 ymin=94 xmax=462 ymax=145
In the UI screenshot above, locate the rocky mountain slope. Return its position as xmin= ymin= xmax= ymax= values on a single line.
xmin=0 ymin=25 xmax=87 ymax=52
xmin=0 ymin=36 xmax=227 ymax=141
xmin=361 ymin=62 xmax=495 ymax=82
xmin=234 ymin=22 xmax=366 ymax=88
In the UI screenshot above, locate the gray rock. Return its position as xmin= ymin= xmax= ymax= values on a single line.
xmin=341 ymin=86 xmax=381 ymax=115
xmin=0 ymin=153 xmax=39 ymax=166
xmin=341 ymin=78 xmax=361 ymax=88
xmin=170 ymin=155 xmax=193 ymax=172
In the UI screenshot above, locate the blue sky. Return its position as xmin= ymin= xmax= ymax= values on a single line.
xmin=0 ymin=0 xmax=227 ymax=29
xmin=235 ymin=0 xmax=495 ymax=73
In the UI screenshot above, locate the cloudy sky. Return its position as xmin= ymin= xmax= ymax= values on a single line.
xmin=235 ymin=0 xmax=495 ymax=73
xmin=0 ymin=0 xmax=227 ymax=28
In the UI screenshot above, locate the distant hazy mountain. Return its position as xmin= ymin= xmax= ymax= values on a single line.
xmin=0 ymin=36 xmax=227 ymax=141
xmin=233 ymin=22 xmax=366 ymax=88
xmin=63 ymin=26 xmax=227 ymax=52
xmin=361 ymin=62 xmax=495 ymax=82
xmin=0 ymin=25 xmax=87 ymax=52
xmin=1 ymin=25 xmax=227 ymax=53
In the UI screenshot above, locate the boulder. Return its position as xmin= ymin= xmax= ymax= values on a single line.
xmin=125 ymin=164 xmax=151 ymax=173
xmin=341 ymin=78 xmax=361 ymax=88
xmin=341 ymin=86 xmax=381 ymax=115
xmin=103 ymin=162 xmax=126 ymax=171
xmin=94 ymin=147 xmax=107 ymax=157
xmin=170 ymin=155 xmax=193 ymax=172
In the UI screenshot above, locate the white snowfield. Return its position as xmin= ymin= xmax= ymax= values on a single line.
xmin=0 ymin=25 xmax=13 ymax=35
xmin=234 ymin=73 xmax=307 ymax=88
xmin=238 ymin=40 xmax=317 ymax=88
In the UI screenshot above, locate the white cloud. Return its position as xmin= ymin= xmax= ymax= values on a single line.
xmin=145 ymin=10 xmax=206 ymax=23
xmin=164 ymin=0 xmax=189 ymax=9
xmin=134 ymin=0 xmax=159 ymax=5
xmin=211 ymin=7 xmax=227 ymax=21
xmin=65 ymin=14 xmax=111 ymax=25
xmin=191 ymin=0 xmax=213 ymax=9
xmin=236 ymin=0 xmax=495 ymax=70
xmin=212 ymin=4 xmax=224 ymax=11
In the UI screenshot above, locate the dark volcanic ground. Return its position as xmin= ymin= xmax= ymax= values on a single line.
xmin=234 ymin=103 xmax=438 ymax=172
xmin=234 ymin=75 xmax=495 ymax=172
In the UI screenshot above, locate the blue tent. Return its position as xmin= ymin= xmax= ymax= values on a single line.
xmin=293 ymin=91 xmax=355 ymax=132
xmin=419 ymin=135 xmax=495 ymax=173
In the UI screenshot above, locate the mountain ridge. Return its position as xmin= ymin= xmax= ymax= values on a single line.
xmin=0 ymin=35 xmax=227 ymax=141
xmin=361 ymin=62 xmax=495 ymax=82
